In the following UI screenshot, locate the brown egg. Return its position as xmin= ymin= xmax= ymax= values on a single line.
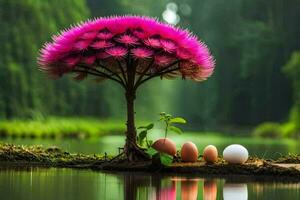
xmin=152 ymin=138 xmax=177 ymax=156
xmin=203 ymin=145 xmax=218 ymax=163
xmin=181 ymin=142 xmax=198 ymax=162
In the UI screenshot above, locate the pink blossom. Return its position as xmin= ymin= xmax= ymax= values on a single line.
xmin=160 ymin=39 xmax=177 ymax=53
xmin=74 ymin=40 xmax=92 ymax=51
xmin=131 ymin=48 xmax=153 ymax=59
xmin=97 ymin=30 xmax=114 ymax=39
xmin=80 ymin=31 xmax=98 ymax=40
xmin=82 ymin=56 xmax=96 ymax=65
xmin=91 ymin=40 xmax=114 ymax=49
xmin=155 ymin=54 xmax=175 ymax=66
xmin=105 ymin=46 xmax=128 ymax=58
xmin=132 ymin=28 xmax=148 ymax=39
xmin=176 ymin=48 xmax=192 ymax=60
xmin=63 ymin=56 xmax=81 ymax=67
xmin=144 ymin=38 xmax=161 ymax=49
xmin=38 ymin=16 xmax=215 ymax=81
xmin=116 ymin=34 xmax=139 ymax=45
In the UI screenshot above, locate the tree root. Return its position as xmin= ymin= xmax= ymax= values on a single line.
xmin=103 ymin=142 xmax=150 ymax=165
xmin=124 ymin=141 xmax=150 ymax=162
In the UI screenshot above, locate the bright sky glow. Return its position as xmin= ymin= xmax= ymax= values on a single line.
xmin=162 ymin=3 xmax=180 ymax=25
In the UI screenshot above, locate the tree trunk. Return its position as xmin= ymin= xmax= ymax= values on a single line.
xmin=124 ymin=85 xmax=148 ymax=161
xmin=124 ymin=89 xmax=138 ymax=161
xmin=125 ymin=89 xmax=136 ymax=139
xmin=123 ymin=56 xmax=148 ymax=161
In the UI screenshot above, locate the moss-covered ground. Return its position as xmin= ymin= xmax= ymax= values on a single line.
xmin=1 ymin=143 xmax=299 ymax=180
xmin=0 ymin=143 xmax=108 ymax=168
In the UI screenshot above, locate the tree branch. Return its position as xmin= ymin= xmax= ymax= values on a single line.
xmin=138 ymin=67 xmax=180 ymax=86
xmin=73 ymin=67 xmax=126 ymax=88
xmin=134 ymin=59 xmax=154 ymax=87
xmin=116 ymin=59 xmax=127 ymax=85
xmin=77 ymin=64 xmax=112 ymax=76
xmin=96 ymin=61 xmax=127 ymax=86
xmin=134 ymin=60 xmax=180 ymax=89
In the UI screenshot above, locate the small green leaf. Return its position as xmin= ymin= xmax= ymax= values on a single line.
xmin=138 ymin=123 xmax=154 ymax=130
xmin=169 ymin=125 xmax=183 ymax=134
xmin=137 ymin=136 xmax=145 ymax=146
xmin=159 ymin=153 xmax=173 ymax=166
xmin=147 ymin=140 xmax=153 ymax=147
xmin=146 ymin=123 xmax=154 ymax=130
xmin=165 ymin=114 xmax=172 ymax=117
xmin=138 ymin=130 xmax=147 ymax=144
xmin=160 ymin=112 xmax=166 ymax=116
xmin=170 ymin=117 xmax=186 ymax=124
xmin=146 ymin=147 xmax=158 ymax=157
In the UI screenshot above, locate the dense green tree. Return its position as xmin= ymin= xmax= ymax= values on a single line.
xmin=283 ymin=52 xmax=300 ymax=130
xmin=0 ymin=0 xmax=95 ymax=119
xmin=177 ymin=0 xmax=299 ymax=129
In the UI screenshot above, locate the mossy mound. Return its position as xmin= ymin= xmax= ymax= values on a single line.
xmin=0 ymin=143 xmax=107 ymax=168
xmin=273 ymin=154 xmax=300 ymax=164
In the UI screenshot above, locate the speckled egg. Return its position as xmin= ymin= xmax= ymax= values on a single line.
xmin=203 ymin=145 xmax=218 ymax=163
xmin=181 ymin=142 xmax=198 ymax=162
xmin=223 ymin=144 xmax=248 ymax=164
xmin=152 ymin=138 xmax=177 ymax=156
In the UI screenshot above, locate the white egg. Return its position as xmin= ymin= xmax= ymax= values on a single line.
xmin=223 ymin=144 xmax=248 ymax=164
xmin=223 ymin=183 xmax=248 ymax=200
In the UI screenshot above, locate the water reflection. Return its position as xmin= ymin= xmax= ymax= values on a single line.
xmin=223 ymin=183 xmax=248 ymax=200
xmin=122 ymin=174 xmax=247 ymax=200
xmin=203 ymin=179 xmax=217 ymax=200
xmin=0 ymin=167 xmax=299 ymax=200
xmin=157 ymin=179 xmax=176 ymax=200
xmin=181 ymin=178 xmax=199 ymax=200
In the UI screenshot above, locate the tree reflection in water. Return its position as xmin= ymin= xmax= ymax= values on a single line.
xmin=122 ymin=173 xmax=250 ymax=200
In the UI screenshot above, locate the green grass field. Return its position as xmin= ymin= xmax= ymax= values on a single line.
xmin=0 ymin=117 xmax=126 ymax=139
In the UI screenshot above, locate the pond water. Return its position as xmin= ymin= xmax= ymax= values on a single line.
xmin=0 ymin=167 xmax=299 ymax=200
xmin=1 ymin=133 xmax=300 ymax=199
xmin=2 ymin=132 xmax=300 ymax=159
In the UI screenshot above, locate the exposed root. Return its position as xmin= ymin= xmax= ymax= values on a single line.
xmin=100 ymin=142 xmax=150 ymax=167
xmin=109 ymin=151 xmax=125 ymax=163
xmin=124 ymin=140 xmax=150 ymax=162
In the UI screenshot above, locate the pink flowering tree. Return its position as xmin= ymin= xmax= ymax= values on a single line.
xmin=38 ymin=16 xmax=215 ymax=161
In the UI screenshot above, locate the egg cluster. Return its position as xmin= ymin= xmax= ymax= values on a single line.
xmin=152 ymin=138 xmax=249 ymax=164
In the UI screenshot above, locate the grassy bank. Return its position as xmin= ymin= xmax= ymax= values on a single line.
xmin=0 ymin=143 xmax=299 ymax=180
xmin=0 ymin=118 xmax=126 ymax=139
xmin=253 ymin=121 xmax=299 ymax=139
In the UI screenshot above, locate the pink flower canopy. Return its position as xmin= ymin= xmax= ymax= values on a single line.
xmin=38 ymin=16 xmax=215 ymax=82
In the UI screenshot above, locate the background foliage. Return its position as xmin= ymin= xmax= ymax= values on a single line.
xmin=0 ymin=0 xmax=300 ymax=134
